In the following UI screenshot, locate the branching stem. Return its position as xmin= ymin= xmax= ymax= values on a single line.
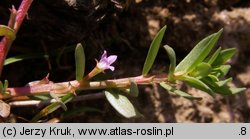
xmin=2 ymin=74 xmax=167 ymax=99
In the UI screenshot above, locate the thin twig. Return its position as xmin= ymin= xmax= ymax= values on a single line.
xmin=0 ymin=0 xmax=33 ymax=76
xmin=2 ymin=74 xmax=167 ymax=99
xmin=9 ymin=92 xmax=105 ymax=107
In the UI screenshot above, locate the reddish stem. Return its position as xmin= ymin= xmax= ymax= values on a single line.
xmin=2 ymin=74 xmax=167 ymax=99
xmin=0 ymin=0 xmax=33 ymax=76
xmin=14 ymin=0 xmax=33 ymax=32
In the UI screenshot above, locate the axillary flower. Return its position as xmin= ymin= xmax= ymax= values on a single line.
xmin=97 ymin=50 xmax=117 ymax=71
xmin=85 ymin=50 xmax=117 ymax=80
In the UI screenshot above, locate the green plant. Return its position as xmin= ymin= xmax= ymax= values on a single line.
xmin=0 ymin=25 xmax=245 ymax=122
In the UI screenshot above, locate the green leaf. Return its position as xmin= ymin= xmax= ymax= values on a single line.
xmin=160 ymin=82 xmax=202 ymax=100
xmin=0 ymin=80 xmax=9 ymax=94
xmin=0 ymin=81 xmax=3 ymax=93
xmin=206 ymin=47 xmax=221 ymax=64
xmin=182 ymin=75 xmax=214 ymax=96
xmin=31 ymin=93 xmax=74 ymax=122
xmin=209 ymin=85 xmax=245 ymax=95
xmin=4 ymin=53 xmax=49 ymax=66
xmin=202 ymin=77 xmax=232 ymax=88
xmin=213 ymin=65 xmax=231 ymax=77
xmin=105 ymin=89 xmax=142 ymax=118
xmin=208 ymin=75 xmax=219 ymax=82
xmin=212 ymin=48 xmax=236 ymax=67
xmin=61 ymin=107 xmax=102 ymax=119
xmin=0 ymin=25 xmax=16 ymax=40
xmin=175 ymin=29 xmax=223 ymax=75
xmin=50 ymin=92 xmax=67 ymax=111
xmin=189 ymin=62 xmax=211 ymax=79
xmin=123 ymin=82 xmax=139 ymax=97
xmin=28 ymin=94 xmax=52 ymax=100
xmin=215 ymin=78 xmax=232 ymax=87
xmin=163 ymin=45 xmax=176 ymax=81
xmin=3 ymin=80 xmax=8 ymax=91
xmin=201 ymin=75 xmax=220 ymax=88
xmin=75 ymin=43 xmax=85 ymax=81
xmin=129 ymin=82 xmax=139 ymax=97
xmin=142 ymin=25 xmax=167 ymax=75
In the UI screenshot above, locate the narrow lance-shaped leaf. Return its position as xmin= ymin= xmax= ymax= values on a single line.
xmin=31 ymin=93 xmax=74 ymax=122
xmin=4 ymin=53 xmax=49 ymax=66
xmin=105 ymin=89 xmax=142 ymax=118
xmin=163 ymin=45 xmax=176 ymax=82
xmin=206 ymin=47 xmax=221 ymax=64
xmin=213 ymin=65 xmax=231 ymax=77
xmin=189 ymin=62 xmax=211 ymax=79
xmin=215 ymin=78 xmax=232 ymax=87
xmin=142 ymin=26 xmax=167 ymax=75
xmin=0 ymin=81 xmax=3 ymax=93
xmin=208 ymin=75 xmax=219 ymax=82
xmin=75 ymin=43 xmax=85 ymax=81
xmin=212 ymin=48 xmax=236 ymax=67
xmin=29 ymin=94 xmax=52 ymax=101
xmin=61 ymin=107 xmax=102 ymax=119
xmin=3 ymin=80 xmax=8 ymax=93
xmin=160 ymin=82 xmax=202 ymax=100
xmin=182 ymin=75 xmax=214 ymax=96
xmin=175 ymin=29 xmax=223 ymax=75
xmin=123 ymin=81 xmax=139 ymax=97
xmin=201 ymin=75 xmax=220 ymax=88
xmin=129 ymin=81 xmax=139 ymax=97
xmin=50 ymin=92 xmax=67 ymax=111
xmin=208 ymin=85 xmax=245 ymax=95
xmin=202 ymin=77 xmax=232 ymax=88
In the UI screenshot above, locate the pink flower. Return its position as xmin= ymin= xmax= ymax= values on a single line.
xmin=97 ymin=50 xmax=117 ymax=71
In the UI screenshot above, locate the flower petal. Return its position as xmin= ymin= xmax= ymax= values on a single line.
xmin=107 ymin=55 xmax=117 ymax=64
xmin=109 ymin=66 xmax=115 ymax=71
xmin=97 ymin=51 xmax=117 ymax=71
xmin=101 ymin=50 xmax=107 ymax=59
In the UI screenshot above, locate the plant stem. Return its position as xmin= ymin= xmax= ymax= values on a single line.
xmin=2 ymin=74 xmax=167 ymax=99
xmin=0 ymin=0 xmax=33 ymax=76
xmin=9 ymin=92 xmax=104 ymax=107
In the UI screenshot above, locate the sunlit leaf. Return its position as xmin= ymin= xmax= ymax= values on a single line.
xmin=105 ymin=89 xmax=142 ymax=118
xmin=175 ymin=29 xmax=223 ymax=75
xmin=182 ymin=75 xmax=214 ymax=96
xmin=202 ymin=77 xmax=232 ymax=88
xmin=29 ymin=94 xmax=52 ymax=100
xmin=215 ymin=78 xmax=232 ymax=87
xmin=209 ymin=85 xmax=245 ymax=95
xmin=212 ymin=48 xmax=236 ymax=67
xmin=189 ymin=62 xmax=211 ymax=79
xmin=50 ymin=92 xmax=67 ymax=111
xmin=75 ymin=43 xmax=85 ymax=81
xmin=142 ymin=25 xmax=167 ymax=75
xmin=160 ymin=82 xmax=202 ymax=100
xmin=163 ymin=45 xmax=176 ymax=81
xmin=213 ymin=65 xmax=231 ymax=77
xmin=206 ymin=47 xmax=221 ymax=64
xmin=31 ymin=93 xmax=74 ymax=122
xmin=0 ymin=25 xmax=16 ymax=40
xmin=208 ymin=75 xmax=219 ymax=82
xmin=4 ymin=53 xmax=49 ymax=66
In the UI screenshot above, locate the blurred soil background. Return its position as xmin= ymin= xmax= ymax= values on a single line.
xmin=0 ymin=0 xmax=250 ymax=122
